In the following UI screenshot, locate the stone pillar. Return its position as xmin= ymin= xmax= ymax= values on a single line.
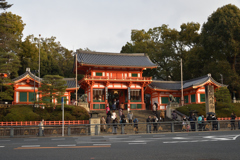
xmin=205 ymin=85 xmax=215 ymax=116
xmin=89 ymin=112 xmax=100 ymax=135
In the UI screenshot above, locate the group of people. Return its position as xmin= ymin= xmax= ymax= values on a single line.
xmin=146 ymin=115 xmax=161 ymax=133
xmin=100 ymin=105 xmax=139 ymax=134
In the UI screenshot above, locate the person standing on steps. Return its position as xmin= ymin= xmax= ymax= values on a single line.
xmin=133 ymin=117 xmax=139 ymax=133
xmin=128 ymin=111 xmax=133 ymax=125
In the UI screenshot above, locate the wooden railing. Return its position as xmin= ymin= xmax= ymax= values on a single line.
xmin=0 ymin=120 xmax=89 ymax=126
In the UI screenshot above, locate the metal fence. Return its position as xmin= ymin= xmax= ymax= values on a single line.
xmin=0 ymin=120 xmax=239 ymax=138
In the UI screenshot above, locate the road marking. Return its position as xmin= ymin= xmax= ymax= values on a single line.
xmin=109 ymin=138 xmax=130 ymax=139
xmin=15 ymin=145 xmax=111 ymax=150
xmin=93 ymin=144 xmax=111 ymax=146
xmin=22 ymin=145 xmax=40 ymax=147
xmin=0 ymin=140 xmax=10 ymax=142
xmin=172 ymin=137 xmax=189 ymax=140
xmin=129 ymin=143 xmax=146 ymax=145
xmin=52 ymin=138 xmax=65 ymax=141
xmin=0 ymin=146 xmax=5 ymax=148
xmin=57 ymin=144 xmax=76 ymax=147
xmin=176 ymin=134 xmax=188 ymax=136
xmin=129 ymin=136 xmax=142 ymax=138
xmin=24 ymin=139 xmax=38 ymax=141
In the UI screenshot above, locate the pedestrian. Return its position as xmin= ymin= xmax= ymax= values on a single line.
xmin=112 ymin=99 xmax=117 ymax=110
xmin=152 ymin=115 xmax=158 ymax=133
xmin=119 ymin=108 xmax=123 ymax=117
xmin=38 ymin=119 xmax=44 ymax=136
xmin=182 ymin=116 xmax=187 ymax=131
xmin=112 ymin=110 xmax=116 ymax=120
xmin=231 ymin=112 xmax=236 ymax=130
xmin=127 ymin=111 xmax=133 ymax=124
xmin=160 ymin=111 xmax=165 ymax=122
xmin=212 ymin=115 xmax=218 ymax=130
xmin=112 ymin=117 xmax=118 ymax=134
xmin=100 ymin=116 xmax=106 ymax=132
xmin=120 ymin=113 xmax=126 ymax=126
xmin=106 ymin=104 xmax=110 ymax=115
xmin=172 ymin=110 xmax=178 ymax=121
xmin=133 ymin=117 xmax=139 ymax=133
xmin=198 ymin=115 xmax=202 ymax=129
xmin=201 ymin=115 xmax=205 ymax=130
xmin=152 ymin=101 xmax=157 ymax=115
xmin=146 ymin=115 xmax=152 ymax=133
xmin=189 ymin=113 xmax=196 ymax=131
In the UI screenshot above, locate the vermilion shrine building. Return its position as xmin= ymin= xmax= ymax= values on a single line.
xmin=145 ymin=74 xmax=227 ymax=110
xmin=12 ymin=68 xmax=78 ymax=105
xmin=74 ymin=51 xmax=157 ymax=110
xmin=10 ymin=52 xmax=226 ymax=111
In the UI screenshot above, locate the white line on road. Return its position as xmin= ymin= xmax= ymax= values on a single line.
xmin=93 ymin=144 xmax=111 ymax=146
xmin=24 ymin=139 xmax=38 ymax=141
xmin=51 ymin=138 xmax=65 ymax=141
xmin=176 ymin=134 xmax=188 ymax=136
xmin=129 ymin=136 xmax=142 ymax=138
xmin=22 ymin=145 xmax=40 ymax=147
xmin=57 ymin=144 xmax=76 ymax=147
xmin=0 ymin=140 xmax=10 ymax=142
xmin=0 ymin=146 xmax=5 ymax=148
xmin=109 ymin=138 xmax=130 ymax=140
xmin=129 ymin=143 xmax=146 ymax=145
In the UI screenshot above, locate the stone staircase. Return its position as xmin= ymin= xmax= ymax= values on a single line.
xmin=95 ymin=110 xmax=183 ymax=134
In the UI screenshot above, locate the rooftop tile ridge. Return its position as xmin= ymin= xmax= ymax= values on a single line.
xmin=76 ymin=51 xmax=145 ymax=56
xmin=152 ymin=80 xmax=181 ymax=83
xmin=183 ymin=74 xmax=209 ymax=83
xmin=64 ymin=78 xmax=76 ymax=80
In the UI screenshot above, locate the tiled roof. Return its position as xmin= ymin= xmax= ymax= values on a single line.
xmin=149 ymin=74 xmax=227 ymax=90
xmin=64 ymin=78 xmax=79 ymax=88
xmin=75 ymin=51 xmax=157 ymax=68
xmin=12 ymin=68 xmax=42 ymax=82
xmin=12 ymin=68 xmax=78 ymax=89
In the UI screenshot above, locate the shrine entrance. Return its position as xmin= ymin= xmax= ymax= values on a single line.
xmin=108 ymin=89 xmax=126 ymax=109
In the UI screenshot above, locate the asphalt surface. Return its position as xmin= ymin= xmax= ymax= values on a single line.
xmin=0 ymin=130 xmax=239 ymax=160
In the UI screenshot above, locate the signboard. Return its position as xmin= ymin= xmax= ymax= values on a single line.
xmin=128 ymin=87 xmax=130 ymax=100
xmin=105 ymin=87 xmax=108 ymax=100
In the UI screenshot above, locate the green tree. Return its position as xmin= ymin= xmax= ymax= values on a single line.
xmin=0 ymin=0 xmax=12 ymax=10
xmin=215 ymin=87 xmax=231 ymax=103
xmin=38 ymin=75 xmax=67 ymax=107
xmin=201 ymin=4 xmax=240 ymax=94
xmin=0 ymin=51 xmax=21 ymax=101
xmin=121 ymin=23 xmax=201 ymax=81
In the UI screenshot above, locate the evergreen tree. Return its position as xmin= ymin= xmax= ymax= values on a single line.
xmin=38 ymin=75 xmax=67 ymax=107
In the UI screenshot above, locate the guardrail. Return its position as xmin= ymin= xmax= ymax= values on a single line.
xmin=0 ymin=120 xmax=239 ymax=138
xmin=0 ymin=120 xmax=89 ymax=126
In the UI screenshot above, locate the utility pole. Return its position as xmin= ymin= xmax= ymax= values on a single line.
xmin=220 ymin=74 xmax=223 ymax=84
xmin=181 ymin=59 xmax=184 ymax=106
xmin=75 ymin=53 xmax=78 ymax=106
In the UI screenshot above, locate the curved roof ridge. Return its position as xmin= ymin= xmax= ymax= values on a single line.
xmin=152 ymin=80 xmax=181 ymax=83
xmin=76 ymin=51 xmax=145 ymax=56
xmin=183 ymin=74 xmax=209 ymax=83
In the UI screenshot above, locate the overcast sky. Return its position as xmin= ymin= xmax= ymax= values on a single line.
xmin=7 ymin=0 xmax=240 ymax=53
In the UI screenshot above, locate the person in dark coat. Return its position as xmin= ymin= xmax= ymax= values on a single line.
xmin=231 ymin=113 xmax=236 ymax=130
xmin=146 ymin=115 xmax=152 ymax=133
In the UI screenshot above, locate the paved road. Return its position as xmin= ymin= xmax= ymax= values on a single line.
xmin=0 ymin=130 xmax=239 ymax=160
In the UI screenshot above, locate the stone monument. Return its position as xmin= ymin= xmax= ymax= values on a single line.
xmin=89 ymin=112 xmax=100 ymax=135
xmin=205 ymin=85 xmax=215 ymax=116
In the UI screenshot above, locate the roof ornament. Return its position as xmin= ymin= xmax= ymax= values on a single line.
xmin=208 ymin=73 xmax=211 ymax=77
xmin=26 ymin=68 xmax=30 ymax=72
